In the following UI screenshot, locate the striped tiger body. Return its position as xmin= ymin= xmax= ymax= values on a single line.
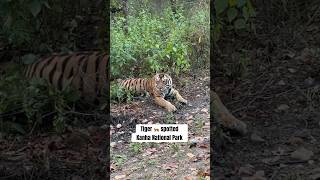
xmin=118 ymin=73 xmax=187 ymax=112
xmin=23 ymin=51 xmax=109 ymax=103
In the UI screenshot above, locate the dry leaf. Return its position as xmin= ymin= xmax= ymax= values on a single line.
xmin=198 ymin=143 xmax=209 ymax=149
xmin=162 ymin=162 xmax=178 ymax=170
xmin=197 ymin=169 xmax=210 ymax=176
xmin=145 ymin=148 xmax=158 ymax=155
xmin=187 ymin=153 xmax=195 ymax=158
xmin=184 ymin=176 xmax=194 ymax=180
xmin=114 ymin=174 xmax=126 ymax=179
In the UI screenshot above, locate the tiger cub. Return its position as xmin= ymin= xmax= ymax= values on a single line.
xmin=118 ymin=73 xmax=187 ymax=112
xmin=23 ymin=51 xmax=109 ymax=103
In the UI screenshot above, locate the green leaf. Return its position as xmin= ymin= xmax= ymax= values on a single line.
xmin=173 ymin=47 xmax=177 ymax=52
xmin=234 ymin=18 xmax=246 ymax=29
xmin=6 ymin=121 xmax=26 ymax=134
xmin=28 ymin=0 xmax=42 ymax=17
xmin=52 ymin=3 xmax=62 ymax=12
xmin=246 ymin=0 xmax=256 ymax=17
xmin=242 ymin=6 xmax=249 ymax=20
xmin=13 ymin=124 xmax=26 ymax=134
xmin=21 ymin=54 xmax=37 ymax=64
xmin=237 ymin=0 xmax=246 ymax=8
xmin=228 ymin=0 xmax=237 ymax=7
xmin=213 ymin=23 xmax=221 ymax=42
xmin=3 ymin=15 xmax=12 ymax=28
xmin=227 ymin=8 xmax=237 ymax=22
xmin=41 ymin=0 xmax=50 ymax=8
xmin=215 ymin=0 xmax=228 ymax=15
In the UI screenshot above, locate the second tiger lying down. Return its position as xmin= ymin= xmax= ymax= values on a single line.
xmin=118 ymin=73 xmax=187 ymax=112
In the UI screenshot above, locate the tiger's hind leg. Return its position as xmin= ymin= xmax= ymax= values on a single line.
xmin=171 ymin=88 xmax=187 ymax=104
xmin=212 ymin=91 xmax=247 ymax=135
xmin=154 ymin=97 xmax=177 ymax=112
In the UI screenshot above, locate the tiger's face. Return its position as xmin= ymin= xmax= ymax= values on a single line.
xmin=154 ymin=73 xmax=172 ymax=97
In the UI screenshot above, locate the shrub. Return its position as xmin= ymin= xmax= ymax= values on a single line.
xmin=111 ymin=2 xmax=209 ymax=78
xmin=110 ymin=81 xmax=134 ymax=103
xmin=0 ymin=67 xmax=80 ymax=134
xmin=213 ymin=0 xmax=256 ymax=43
xmin=0 ymin=0 xmax=106 ymax=51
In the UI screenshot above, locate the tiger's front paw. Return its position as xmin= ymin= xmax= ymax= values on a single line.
xmin=180 ymin=98 xmax=188 ymax=104
xmin=217 ymin=111 xmax=248 ymax=135
xmin=229 ymin=119 xmax=248 ymax=135
xmin=166 ymin=104 xmax=177 ymax=112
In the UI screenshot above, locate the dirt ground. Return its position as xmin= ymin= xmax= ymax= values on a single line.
xmin=213 ymin=22 xmax=320 ymax=179
xmin=110 ymin=70 xmax=210 ymax=179
xmin=0 ymin=117 xmax=107 ymax=179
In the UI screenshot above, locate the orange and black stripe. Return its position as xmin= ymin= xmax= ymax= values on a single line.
xmin=24 ymin=51 xmax=109 ymax=103
xmin=118 ymin=78 xmax=151 ymax=93
xmin=118 ymin=73 xmax=174 ymax=99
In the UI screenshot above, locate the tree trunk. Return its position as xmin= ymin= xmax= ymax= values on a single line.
xmin=170 ymin=0 xmax=176 ymax=15
xmin=122 ymin=0 xmax=129 ymax=35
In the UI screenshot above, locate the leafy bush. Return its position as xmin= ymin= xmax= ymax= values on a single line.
xmin=0 ymin=0 xmax=106 ymax=51
xmin=0 ymin=67 xmax=80 ymax=134
xmin=186 ymin=1 xmax=210 ymax=69
xmin=111 ymin=2 xmax=209 ymax=78
xmin=213 ymin=0 xmax=256 ymax=42
xmin=110 ymin=81 xmax=134 ymax=103
xmin=0 ymin=0 xmax=49 ymax=47
xmin=129 ymin=143 xmax=142 ymax=154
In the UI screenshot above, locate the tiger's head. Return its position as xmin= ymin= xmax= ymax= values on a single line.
xmin=154 ymin=73 xmax=172 ymax=97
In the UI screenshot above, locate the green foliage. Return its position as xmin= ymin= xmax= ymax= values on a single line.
xmin=147 ymin=159 xmax=157 ymax=166
xmin=170 ymin=143 xmax=180 ymax=154
xmin=129 ymin=142 xmax=143 ymax=154
xmin=0 ymin=0 xmax=102 ymax=51
xmin=0 ymin=68 xmax=80 ymax=134
xmin=0 ymin=65 xmax=25 ymax=114
xmin=224 ymin=51 xmax=250 ymax=80
xmin=113 ymin=154 xmax=127 ymax=167
xmin=110 ymin=81 xmax=134 ymax=103
xmin=213 ymin=0 xmax=256 ymax=42
xmin=187 ymin=1 xmax=210 ymax=70
xmin=0 ymin=0 xmax=50 ymax=48
xmin=146 ymin=142 xmax=160 ymax=148
xmin=111 ymin=2 xmax=209 ymax=78
xmin=53 ymin=113 xmax=67 ymax=134
xmin=195 ymin=117 xmax=205 ymax=130
xmin=165 ymin=112 xmax=176 ymax=124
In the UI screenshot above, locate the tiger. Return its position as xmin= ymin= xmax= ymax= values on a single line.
xmin=21 ymin=51 xmax=246 ymax=134
xmin=118 ymin=73 xmax=188 ymax=112
xmin=212 ymin=91 xmax=247 ymax=135
xmin=23 ymin=51 xmax=109 ymax=103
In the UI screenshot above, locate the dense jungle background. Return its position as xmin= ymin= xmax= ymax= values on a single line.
xmin=110 ymin=0 xmax=210 ymax=179
xmin=213 ymin=0 xmax=320 ymax=179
